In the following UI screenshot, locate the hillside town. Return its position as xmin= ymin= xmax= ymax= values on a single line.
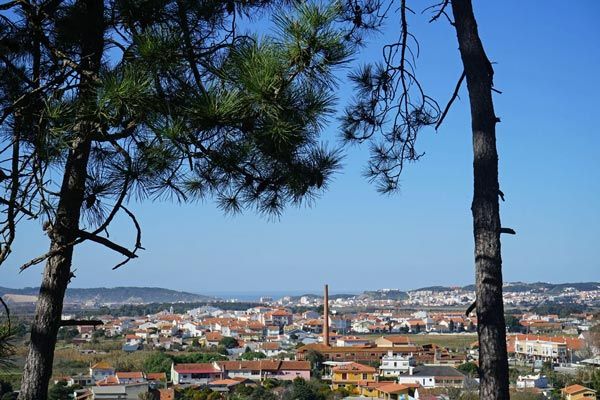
xmin=18 ymin=285 xmax=597 ymax=400
xmin=269 ymin=284 xmax=600 ymax=310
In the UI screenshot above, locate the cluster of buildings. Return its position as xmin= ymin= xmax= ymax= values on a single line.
xmin=54 ymin=285 xmax=598 ymax=400
xmin=507 ymin=334 xmax=585 ymax=364
xmin=518 ymin=312 xmax=597 ymax=335
xmin=512 ymin=374 xmax=598 ymax=400
xmin=70 ymin=304 xmax=483 ymax=356
xmin=267 ymin=283 xmax=600 ymax=310
xmin=171 ymin=360 xmax=310 ymax=385
xmin=403 ymin=285 xmax=600 ymax=308
xmin=54 ymin=362 xmax=167 ymax=400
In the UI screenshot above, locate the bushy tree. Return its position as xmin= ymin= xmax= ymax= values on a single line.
xmin=47 ymin=382 xmax=71 ymax=400
xmin=284 ymin=378 xmax=329 ymax=400
xmin=142 ymin=352 xmax=173 ymax=377
xmin=457 ymin=362 xmax=479 ymax=377
xmin=218 ymin=336 xmax=238 ymax=349
xmin=240 ymin=351 xmax=266 ymax=360
xmin=505 ymin=314 xmax=523 ymax=332
xmin=248 ymin=386 xmax=276 ymax=400
xmin=305 ymin=350 xmax=324 ymax=378
xmin=56 ymin=328 xmax=79 ymax=341
xmin=0 ymin=381 xmax=13 ymax=398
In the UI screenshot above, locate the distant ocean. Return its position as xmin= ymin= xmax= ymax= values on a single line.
xmin=197 ymin=290 xmax=359 ymax=302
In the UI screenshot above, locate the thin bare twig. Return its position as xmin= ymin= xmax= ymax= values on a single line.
xmin=435 ymin=70 xmax=465 ymax=130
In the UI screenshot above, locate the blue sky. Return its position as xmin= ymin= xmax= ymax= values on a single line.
xmin=4 ymin=1 xmax=599 ymax=294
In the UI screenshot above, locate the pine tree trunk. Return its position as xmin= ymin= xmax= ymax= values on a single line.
xmin=18 ymin=2 xmax=104 ymax=398
xmin=18 ymin=140 xmax=92 ymax=400
xmin=450 ymin=1 xmax=510 ymax=399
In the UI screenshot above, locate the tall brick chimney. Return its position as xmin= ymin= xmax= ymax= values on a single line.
xmin=323 ymin=284 xmax=330 ymax=347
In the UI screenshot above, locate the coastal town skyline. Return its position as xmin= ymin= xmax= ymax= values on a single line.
xmin=0 ymin=1 xmax=598 ymax=399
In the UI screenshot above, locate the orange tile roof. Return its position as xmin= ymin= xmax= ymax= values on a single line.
xmin=218 ymin=360 xmax=310 ymax=372
xmin=378 ymin=335 xmax=411 ymax=344
xmin=332 ymin=362 xmax=376 ymax=373
xmin=280 ymin=361 xmax=311 ymax=370
xmin=147 ymin=372 xmax=167 ymax=381
xmin=562 ymin=384 xmax=596 ymax=394
xmin=377 ymin=383 xmax=420 ymax=394
xmin=271 ymin=309 xmax=292 ymax=316
xmin=159 ymin=388 xmax=175 ymax=400
xmin=116 ymin=371 xmax=144 ymax=379
xmin=91 ymin=361 xmax=113 ymax=370
xmin=205 ymin=332 xmax=223 ymax=341
xmin=511 ymin=334 xmax=584 ymax=350
xmin=298 ymin=343 xmax=420 ymax=354
xmin=209 ymin=379 xmax=242 ymax=386
xmin=96 ymin=376 xmax=119 ymax=386
xmin=173 ymin=363 xmax=221 ymax=373
xmin=261 ymin=342 xmax=281 ymax=350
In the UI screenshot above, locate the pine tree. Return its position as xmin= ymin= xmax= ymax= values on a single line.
xmin=0 ymin=297 xmax=13 ymax=371
xmin=341 ymin=0 xmax=511 ymax=398
xmin=0 ymin=2 xmax=354 ymax=398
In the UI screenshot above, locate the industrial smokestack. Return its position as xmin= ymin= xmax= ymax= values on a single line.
xmin=323 ymin=284 xmax=330 ymax=347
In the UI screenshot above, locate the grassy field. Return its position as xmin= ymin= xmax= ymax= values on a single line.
xmin=357 ymin=333 xmax=478 ymax=350
xmin=408 ymin=334 xmax=477 ymax=349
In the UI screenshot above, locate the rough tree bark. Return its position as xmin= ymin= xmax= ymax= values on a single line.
xmin=450 ymin=1 xmax=510 ymax=399
xmin=18 ymin=1 xmax=104 ymax=398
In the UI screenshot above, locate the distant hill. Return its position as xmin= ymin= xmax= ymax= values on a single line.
xmin=0 ymin=286 xmax=214 ymax=305
xmin=359 ymin=289 xmax=408 ymax=301
xmin=330 ymin=293 xmax=356 ymax=300
xmin=412 ymin=285 xmax=460 ymax=292
xmin=285 ymin=293 xmax=356 ymax=301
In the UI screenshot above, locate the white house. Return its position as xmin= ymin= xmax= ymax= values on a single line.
xmin=182 ymin=322 xmax=203 ymax=338
xmin=379 ymin=352 xmax=415 ymax=377
xmin=90 ymin=362 xmax=115 ymax=383
xmin=516 ymin=374 xmax=549 ymax=389
xmin=171 ymin=363 xmax=222 ymax=385
xmin=398 ymin=366 xmax=465 ymax=388
xmin=336 ymin=336 xmax=372 ymax=347
xmin=115 ymin=371 xmax=146 ymax=385
xmin=90 ymin=383 xmax=148 ymax=399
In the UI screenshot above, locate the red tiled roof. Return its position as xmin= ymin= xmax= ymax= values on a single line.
xmin=218 ymin=360 xmax=309 ymax=372
xmin=147 ymin=372 xmax=167 ymax=381
xmin=116 ymin=371 xmax=144 ymax=379
xmin=91 ymin=361 xmax=114 ymax=370
xmin=332 ymin=362 xmax=376 ymax=373
xmin=270 ymin=309 xmax=292 ymax=316
xmin=562 ymin=384 xmax=596 ymax=395
xmin=377 ymin=383 xmax=420 ymax=394
xmin=205 ymin=332 xmax=223 ymax=341
xmin=173 ymin=363 xmax=220 ymax=374
xmin=261 ymin=342 xmax=280 ymax=350
xmin=378 ymin=335 xmax=411 ymax=344
xmin=209 ymin=379 xmax=241 ymax=386
xmin=159 ymin=388 xmax=175 ymax=400
xmin=96 ymin=376 xmax=119 ymax=386
xmin=511 ymin=334 xmax=584 ymax=350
